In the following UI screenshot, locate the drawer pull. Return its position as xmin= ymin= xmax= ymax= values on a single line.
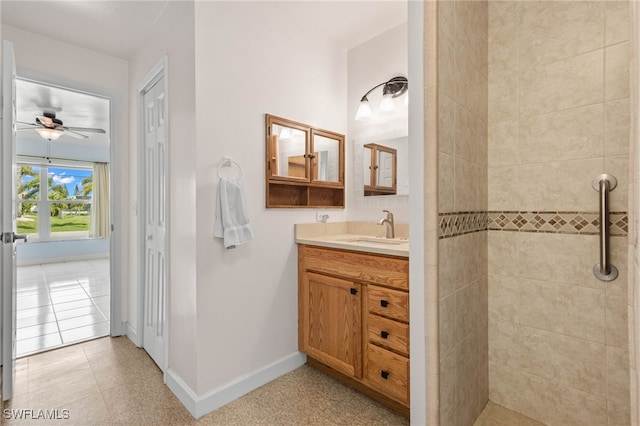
xmin=350 ymin=288 xmax=358 ymax=295
xmin=381 ymin=370 xmax=390 ymax=380
xmin=380 ymin=300 xmax=389 ymax=308
xmin=380 ymin=330 xmax=389 ymax=339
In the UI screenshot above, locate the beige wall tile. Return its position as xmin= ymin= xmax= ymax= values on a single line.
xmin=455 ymin=54 xmax=488 ymax=120
xmin=488 ymin=165 xmax=521 ymax=211
xmin=607 ymin=346 xmax=630 ymax=404
xmin=605 ymin=98 xmax=631 ymax=156
xmin=456 ymin=280 xmax=480 ymax=342
xmin=519 ymin=50 xmax=603 ymax=117
xmin=439 ymin=95 xmax=455 ymax=156
xmin=489 ymin=71 xmax=518 ymax=123
xmin=440 ymin=292 xmax=456 ymax=358
xmin=489 ymin=362 xmax=607 ymax=426
xmin=519 ymin=326 xmax=606 ymax=396
xmin=608 ymin=236 xmax=630 ymax=295
xmin=454 ymin=0 xmax=488 ymax=77
xmin=607 ymin=291 xmax=629 ymax=349
xmin=438 ymin=0 xmax=454 ymax=44
xmin=517 ymin=158 xmax=603 ymax=211
xmin=605 ymin=1 xmax=630 ymax=45
xmin=455 ymin=158 xmax=483 ymax=211
xmin=439 ymin=236 xmax=459 ymax=298
xmin=479 ymin=231 xmax=488 ymax=278
xmin=489 ymin=319 xmax=520 ymax=369
xmin=488 ymin=231 xmax=519 ymax=277
xmin=489 ymin=120 xmax=519 ymax=167
xmin=518 ymin=233 xmax=602 ymax=289
xmin=456 ymin=232 xmax=482 ymax=287
xmin=519 ymin=104 xmax=603 ymax=164
xmin=455 ymin=104 xmax=487 ymax=165
xmin=488 ymin=1 xmax=518 ymax=78
xmin=438 ymin=34 xmax=455 ymax=100
xmin=607 ymin=399 xmax=631 ymax=426
xmin=440 ymin=349 xmax=456 ymax=417
xmin=519 ymin=278 xmax=605 ymax=343
xmin=439 ymin=153 xmax=455 ymax=213
xmin=518 ymin=1 xmax=604 ymax=70
xmin=606 ymin=42 xmax=630 ymax=102
xmin=605 ymin=155 xmax=629 ymax=213
xmin=489 ymin=274 xmax=520 ymax=324
xmin=455 ymin=335 xmax=479 ymax=426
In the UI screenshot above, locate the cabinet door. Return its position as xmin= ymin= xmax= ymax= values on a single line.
xmin=310 ymin=129 xmax=344 ymax=185
xmin=302 ymin=272 xmax=361 ymax=378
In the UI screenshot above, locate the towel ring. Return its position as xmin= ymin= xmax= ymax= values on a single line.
xmin=218 ymin=157 xmax=243 ymax=179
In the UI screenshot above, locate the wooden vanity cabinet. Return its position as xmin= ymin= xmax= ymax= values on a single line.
xmin=298 ymin=245 xmax=410 ymax=416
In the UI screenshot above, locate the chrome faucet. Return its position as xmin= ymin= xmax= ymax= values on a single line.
xmin=378 ymin=210 xmax=395 ymax=239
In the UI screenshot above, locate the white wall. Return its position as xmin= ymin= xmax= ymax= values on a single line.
xmin=193 ymin=1 xmax=347 ymax=395
xmin=346 ymin=22 xmax=409 ymax=223
xmin=2 ymin=25 xmax=129 ymax=324
xmin=127 ymin=1 xmax=197 ymax=389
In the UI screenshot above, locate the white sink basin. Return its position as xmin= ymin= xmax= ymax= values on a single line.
xmin=342 ymin=237 xmax=408 ymax=245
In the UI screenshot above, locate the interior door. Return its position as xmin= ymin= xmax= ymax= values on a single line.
xmin=1 ymin=41 xmax=19 ymax=401
xmin=142 ymin=76 xmax=167 ymax=370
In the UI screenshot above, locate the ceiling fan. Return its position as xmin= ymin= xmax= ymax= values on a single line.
xmin=17 ymin=111 xmax=106 ymax=141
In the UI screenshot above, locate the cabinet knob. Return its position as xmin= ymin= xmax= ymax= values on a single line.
xmin=380 ymin=300 xmax=389 ymax=308
xmin=350 ymin=288 xmax=358 ymax=295
xmin=380 ymin=331 xmax=389 ymax=339
xmin=381 ymin=370 xmax=390 ymax=380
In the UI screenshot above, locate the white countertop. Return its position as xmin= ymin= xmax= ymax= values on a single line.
xmin=295 ymin=233 xmax=409 ymax=257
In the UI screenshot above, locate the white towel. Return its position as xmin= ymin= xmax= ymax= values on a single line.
xmin=214 ymin=177 xmax=254 ymax=249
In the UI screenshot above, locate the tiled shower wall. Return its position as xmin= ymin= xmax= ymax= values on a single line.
xmin=487 ymin=2 xmax=631 ymax=425
xmin=437 ymin=1 xmax=489 ymax=425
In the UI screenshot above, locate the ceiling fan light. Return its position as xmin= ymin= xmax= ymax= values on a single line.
xmin=355 ymin=98 xmax=373 ymax=121
xmin=35 ymin=127 xmax=63 ymax=141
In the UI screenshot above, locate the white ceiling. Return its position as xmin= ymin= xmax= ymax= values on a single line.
xmin=2 ymin=1 xmax=405 ymax=148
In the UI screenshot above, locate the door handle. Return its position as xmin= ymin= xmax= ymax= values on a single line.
xmin=2 ymin=232 xmax=27 ymax=244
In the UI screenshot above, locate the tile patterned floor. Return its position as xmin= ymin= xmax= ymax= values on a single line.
xmin=5 ymin=336 xmax=410 ymax=425
xmin=16 ymin=259 xmax=110 ymax=357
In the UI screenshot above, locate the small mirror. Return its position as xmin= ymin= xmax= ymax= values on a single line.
xmin=311 ymin=131 xmax=341 ymax=183
xmin=359 ymin=135 xmax=408 ymax=197
xmin=269 ymin=123 xmax=309 ymax=180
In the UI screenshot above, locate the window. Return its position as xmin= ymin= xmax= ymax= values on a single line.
xmin=17 ymin=163 xmax=94 ymax=241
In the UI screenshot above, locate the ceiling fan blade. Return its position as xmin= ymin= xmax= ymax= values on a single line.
xmin=63 ymin=126 xmax=106 ymax=134
xmin=63 ymin=129 xmax=89 ymax=139
xmin=17 ymin=121 xmax=38 ymax=128
xmin=36 ymin=115 xmax=54 ymax=127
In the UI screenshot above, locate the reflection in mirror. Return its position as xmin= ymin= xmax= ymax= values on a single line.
xmin=270 ymin=123 xmax=307 ymax=179
xmin=312 ymin=133 xmax=340 ymax=183
xmin=363 ymin=143 xmax=397 ymax=196
xmin=357 ymin=135 xmax=408 ymax=197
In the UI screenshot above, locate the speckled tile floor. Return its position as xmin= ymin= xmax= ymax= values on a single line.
xmin=4 ymin=336 xmax=409 ymax=425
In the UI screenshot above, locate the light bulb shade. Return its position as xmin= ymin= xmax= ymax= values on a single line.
xmin=355 ymin=99 xmax=373 ymax=121
xmin=35 ymin=127 xmax=64 ymax=141
xmin=404 ymin=91 xmax=409 ymax=107
xmin=379 ymin=93 xmax=395 ymax=113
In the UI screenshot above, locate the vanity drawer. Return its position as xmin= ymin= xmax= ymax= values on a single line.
xmin=366 ymin=344 xmax=409 ymax=405
xmin=368 ymin=286 xmax=409 ymax=322
xmin=300 ymin=245 xmax=408 ymax=290
xmin=368 ymin=315 xmax=409 ymax=356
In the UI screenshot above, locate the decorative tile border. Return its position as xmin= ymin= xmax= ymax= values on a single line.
xmin=439 ymin=212 xmax=488 ymax=239
xmin=439 ymin=211 xmax=628 ymax=239
xmin=487 ymin=211 xmax=628 ymax=236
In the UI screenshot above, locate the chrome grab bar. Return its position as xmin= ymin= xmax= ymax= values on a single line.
xmin=592 ymin=174 xmax=618 ymax=282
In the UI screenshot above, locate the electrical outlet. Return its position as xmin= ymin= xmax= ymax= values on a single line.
xmin=316 ymin=212 xmax=330 ymax=223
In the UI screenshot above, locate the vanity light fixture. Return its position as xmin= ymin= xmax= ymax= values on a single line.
xmin=35 ymin=127 xmax=64 ymax=141
xmin=355 ymin=76 xmax=408 ymax=121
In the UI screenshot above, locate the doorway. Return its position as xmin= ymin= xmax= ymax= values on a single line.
xmin=14 ymin=78 xmax=113 ymax=357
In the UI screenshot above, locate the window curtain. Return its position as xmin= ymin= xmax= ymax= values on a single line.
xmin=89 ymin=163 xmax=110 ymax=238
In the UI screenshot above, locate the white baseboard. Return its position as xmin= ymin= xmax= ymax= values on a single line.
xmin=166 ymin=351 xmax=306 ymax=419
xmin=125 ymin=322 xmax=141 ymax=347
